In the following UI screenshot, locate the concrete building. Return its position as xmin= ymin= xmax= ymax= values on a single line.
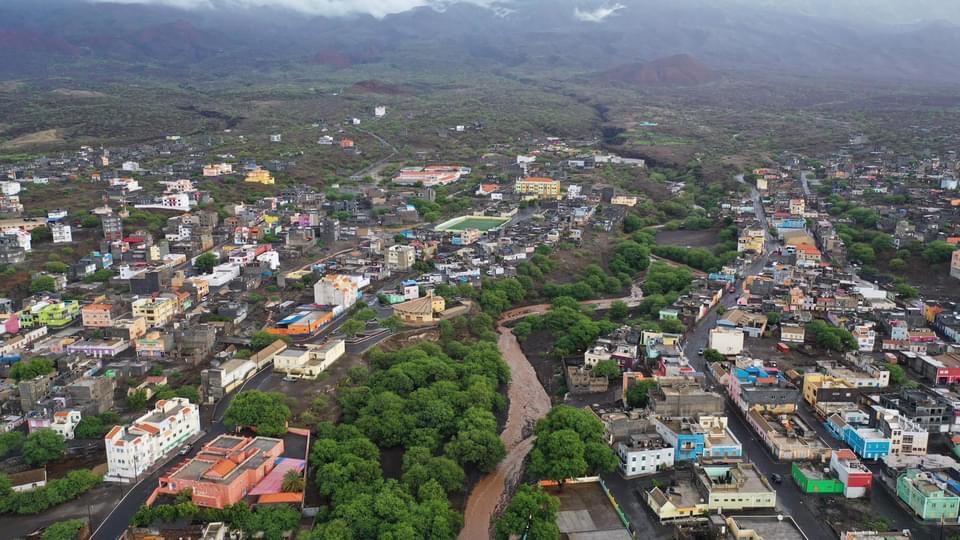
xmin=896 ymin=469 xmax=960 ymax=520
xmin=313 ymin=274 xmax=362 ymax=309
xmin=708 ymin=327 xmax=744 ymax=356
xmin=66 ymin=376 xmax=116 ymax=415
xmin=617 ymin=433 xmax=674 ymax=478
xmin=780 ymin=323 xmax=806 ymax=343
xmin=830 ymin=449 xmax=873 ymax=498
xmin=273 ymin=340 xmax=345 ymax=379
xmin=515 ymin=177 xmax=562 ymax=200
xmin=651 ymin=383 xmax=725 ymax=417
xmin=791 ymin=461 xmax=844 ymax=494
xmin=646 ymin=462 xmax=776 ymax=521
xmin=65 ymin=337 xmax=130 ymax=358
xmin=386 ymin=244 xmax=416 ymax=271
xmin=393 ymin=294 xmax=446 ymax=324
xmin=244 ymin=168 xmax=274 ymax=185
xmin=105 ymin=398 xmax=200 ymax=483
xmin=802 ymin=373 xmax=860 ymax=415
xmin=51 ymin=223 xmax=72 ymax=244
xmin=81 ymin=303 xmax=119 ymax=328
xmin=737 ymin=228 xmax=765 ymax=253
xmin=826 ymin=415 xmax=891 ymax=460
xmin=132 ymin=296 xmax=178 ymax=328
xmin=50 ymin=410 xmax=82 ymax=440
xmin=746 ymin=409 xmax=832 ymax=461
xmin=952 ymin=250 xmax=960 ymax=280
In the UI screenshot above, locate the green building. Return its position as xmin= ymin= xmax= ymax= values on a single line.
xmin=791 ymin=462 xmax=844 ymax=494
xmin=896 ymin=469 xmax=960 ymax=521
xmin=19 ymin=300 xmax=81 ymax=329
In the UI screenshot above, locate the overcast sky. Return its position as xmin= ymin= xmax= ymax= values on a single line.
xmin=86 ymin=0 xmax=960 ymax=23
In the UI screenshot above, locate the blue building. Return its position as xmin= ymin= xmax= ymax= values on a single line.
xmin=826 ymin=414 xmax=891 ymax=460
xmin=654 ymin=418 xmax=706 ymax=462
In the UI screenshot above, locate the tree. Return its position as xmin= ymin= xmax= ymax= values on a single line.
xmin=591 ymin=360 xmax=621 ymax=380
xmin=224 ymin=391 xmax=291 ymax=436
xmin=22 ymin=429 xmax=66 ymax=466
xmin=31 ymin=227 xmax=53 ymax=244
xmin=80 ymin=214 xmax=100 ymax=228
xmin=885 ymin=363 xmax=907 ymax=386
xmin=889 ymin=258 xmax=907 ymax=272
xmin=444 ymin=429 xmax=505 ymax=473
xmin=528 ymin=429 xmax=587 ymax=486
xmin=495 ymin=484 xmax=561 ymax=540
xmin=354 ymin=307 xmax=378 ymax=321
xmin=895 ymin=283 xmax=919 ymax=299
xmin=44 ymin=261 xmax=69 ymax=274
xmin=703 ymin=348 xmax=725 ymax=362
xmin=765 ymin=312 xmax=783 ymax=326
xmin=341 ymin=319 xmax=366 ymax=338
xmin=42 ymin=519 xmax=85 ymax=540
xmin=625 ymin=379 xmax=657 ymax=408
xmin=0 ymin=431 xmax=24 ymax=458
xmin=281 ymin=469 xmax=305 ymax=492
xmin=806 ymin=320 xmax=857 ymax=352
xmin=848 ymin=243 xmax=876 ymax=265
xmin=250 ymin=331 xmax=284 ymax=352
xmin=528 ymin=406 xmax=617 ymax=486
xmin=126 ymin=389 xmax=148 ymax=411
xmin=922 ymin=241 xmax=958 ymax=264
xmin=608 ymin=300 xmax=629 ymax=321
xmin=29 ymin=275 xmax=57 ymax=294
xmin=10 ymin=358 xmax=55 ymax=382
xmin=194 ymin=252 xmax=218 ymax=274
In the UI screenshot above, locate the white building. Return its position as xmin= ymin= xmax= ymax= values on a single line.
xmin=374 ymin=105 xmax=386 ymax=117
xmin=874 ymin=406 xmax=928 ymax=456
xmin=314 ymin=274 xmax=363 ymax=309
xmin=105 ymin=398 xmax=200 ymax=483
xmin=853 ymin=323 xmax=876 ymax=352
xmin=50 ymin=410 xmax=82 ymax=440
xmin=51 ymin=223 xmax=72 ymax=244
xmin=2 ymin=228 xmax=31 ymax=251
xmin=617 ymin=433 xmax=675 ymax=478
xmin=708 ymin=327 xmax=745 ymax=356
xmin=121 ymin=161 xmax=141 ymax=172
xmin=273 ymin=340 xmax=346 ymax=379
xmin=0 ymin=181 xmax=21 ymax=196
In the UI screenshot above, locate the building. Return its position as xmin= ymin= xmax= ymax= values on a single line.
xmin=853 ymin=323 xmax=876 ymax=352
xmin=244 ymin=168 xmax=274 ymax=185
xmin=826 ymin=414 xmax=891 ymax=460
xmin=135 ymin=330 xmax=175 ymax=358
xmin=273 ymin=340 xmax=345 ymax=379
xmin=646 ymin=462 xmax=776 ymax=521
xmin=952 ymin=250 xmax=960 ymax=280
xmin=617 ymin=433 xmax=675 ymax=478
xmin=81 ymin=303 xmax=119 ymax=328
xmin=50 ymin=410 xmax=82 ymax=440
xmin=802 ymin=373 xmax=860 ymax=416
xmin=515 ymin=177 xmax=562 ymax=200
xmin=896 ymin=469 xmax=960 ymax=520
xmin=708 ymin=327 xmax=744 ymax=356
xmin=8 ymin=469 xmax=47 ymax=493
xmin=66 ymin=337 xmax=130 ymax=358
xmin=203 ymin=163 xmax=233 ymax=177
xmin=874 ymin=406 xmax=929 ymax=456
xmin=132 ymin=296 xmax=177 ymax=328
xmin=392 ymin=165 xmax=469 ymax=187
xmin=154 ymin=435 xmax=290 ymax=509
xmin=18 ymin=300 xmax=80 ymax=329
xmin=313 ymin=274 xmax=362 ymax=308
xmin=780 ymin=323 xmax=805 ymax=343
xmin=386 ymin=244 xmax=416 ymax=271
xmin=791 ymin=461 xmax=844 ymax=494
xmin=392 ymin=294 xmax=446 ymax=324
xmin=747 ymin=409 xmax=832 ymax=461
xmin=650 ymin=383 xmax=725 ymax=417
xmin=105 ymin=398 xmax=201 ymax=482
xmin=51 ymin=223 xmax=72 ymax=244
xmin=830 ymin=449 xmax=873 ymax=498
xmin=737 ymin=228 xmax=765 ymax=253
xmin=201 ymin=359 xmax=257 ymax=402
xmin=268 ymin=310 xmax=332 ymax=337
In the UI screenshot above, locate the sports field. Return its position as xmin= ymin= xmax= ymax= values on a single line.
xmin=435 ymin=215 xmax=510 ymax=232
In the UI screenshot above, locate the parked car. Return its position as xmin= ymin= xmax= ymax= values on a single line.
xmin=698 ymin=348 xmax=704 ymax=356
xmin=178 ymin=445 xmax=192 ymax=456
xmin=769 ymin=473 xmax=783 ymax=484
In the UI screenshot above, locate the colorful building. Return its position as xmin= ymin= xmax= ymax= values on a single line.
xmin=646 ymin=463 xmax=776 ymax=521
xmin=826 ymin=414 xmax=891 ymax=460
xmin=18 ymin=300 xmax=80 ymax=329
xmin=268 ymin=310 xmax=333 ymax=337
xmin=244 ymin=168 xmax=275 ymax=185
xmin=515 ymin=176 xmax=562 ymax=200
xmin=830 ymin=449 xmax=872 ymax=498
xmin=392 ymin=294 xmax=446 ymax=324
xmin=81 ymin=303 xmax=118 ymax=328
xmin=791 ymin=462 xmax=844 ymax=494
xmin=154 ymin=435 xmax=302 ymax=509
xmin=896 ymin=469 xmax=960 ymax=520
xmin=132 ymin=296 xmax=178 ymax=328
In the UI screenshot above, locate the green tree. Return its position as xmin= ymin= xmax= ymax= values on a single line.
xmin=889 ymin=258 xmax=907 ymax=272
xmin=44 ymin=261 xmax=69 ymax=274
xmin=608 ymin=300 xmax=629 ymax=321
xmin=10 ymin=358 xmax=55 ymax=382
xmin=923 ymin=241 xmax=958 ymax=264
xmin=22 ymin=429 xmax=66 ymax=466
xmin=444 ymin=429 xmax=506 ymax=473
xmin=379 ymin=315 xmax=403 ymax=332
xmin=0 ymin=431 xmax=24 ymax=458
xmin=341 ymin=319 xmax=366 ymax=338
xmin=224 ymin=391 xmax=291 ymax=436
xmin=885 ymin=363 xmax=907 ymax=386
xmin=765 ymin=312 xmax=782 ymax=326
xmin=31 ymin=227 xmax=53 ymax=244
xmin=895 ymin=284 xmax=919 ymax=299
xmin=354 ymin=307 xmax=378 ymax=321
xmin=127 ymin=389 xmax=149 ymax=411
xmin=704 ymin=348 xmax=725 ymax=362
xmin=528 ymin=429 xmax=587 ymax=486
xmin=281 ymin=469 xmax=305 ymax=492
xmin=250 ymin=331 xmax=284 ymax=352
xmin=29 ymin=275 xmax=58 ymax=294
xmin=80 ymin=214 xmax=100 ymax=228
xmin=495 ymin=484 xmax=561 ymax=540
xmin=42 ymin=519 xmax=85 ymax=540
xmin=528 ymin=406 xmax=617 ymax=486
xmin=625 ymin=379 xmax=658 ymax=408
xmin=848 ymin=243 xmax=876 ymax=265
xmin=194 ymin=252 xmax=218 ymax=274
xmin=591 ymin=360 xmax=621 ymax=380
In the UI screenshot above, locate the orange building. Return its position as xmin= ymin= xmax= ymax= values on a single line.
xmin=266 ymin=310 xmax=333 ymax=337
xmin=155 ymin=435 xmax=284 ymax=509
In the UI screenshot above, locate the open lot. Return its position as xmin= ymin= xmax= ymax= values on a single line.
xmin=655 ymin=228 xmax=720 ymax=248
xmin=435 ymin=215 xmax=510 ymax=232
xmin=547 ymin=481 xmax=631 ymax=540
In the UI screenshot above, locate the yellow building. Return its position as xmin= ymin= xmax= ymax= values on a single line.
xmin=515 ymin=177 xmax=561 ymax=200
xmin=611 ymin=195 xmax=638 ymax=207
xmin=801 ymin=373 xmax=857 ymax=410
xmin=132 ymin=297 xmax=177 ymax=328
xmin=393 ymin=294 xmax=446 ymax=324
xmin=737 ymin=228 xmax=765 ymax=254
xmin=244 ymin=168 xmax=275 ymax=185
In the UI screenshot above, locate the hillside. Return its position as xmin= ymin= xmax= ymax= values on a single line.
xmin=598 ymin=54 xmax=718 ymax=86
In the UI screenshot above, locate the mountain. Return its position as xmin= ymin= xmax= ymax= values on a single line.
xmin=0 ymin=0 xmax=959 ymax=84
xmin=598 ymin=54 xmax=718 ymax=86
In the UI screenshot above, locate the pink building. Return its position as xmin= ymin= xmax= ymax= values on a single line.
xmin=155 ymin=435 xmax=285 ymax=509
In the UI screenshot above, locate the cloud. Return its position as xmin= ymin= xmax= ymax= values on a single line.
xmin=90 ymin=0 xmax=506 ymax=18
xmin=573 ymin=3 xmax=625 ymax=22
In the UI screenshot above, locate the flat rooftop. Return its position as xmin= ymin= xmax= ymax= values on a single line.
xmin=727 ymin=515 xmax=809 ymax=540
xmin=548 ymin=483 xmax=632 ymax=540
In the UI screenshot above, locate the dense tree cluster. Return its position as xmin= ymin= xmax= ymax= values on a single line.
xmin=527 ymin=406 xmax=617 ymax=487
xmin=22 ymin=428 xmax=66 ymax=466
xmin=133 ymin=501 xmax=300 ymax=540
xmin=641 ymin=263 xmax=694 ymax=296
xmin=651 ymin=245 xmax=732 ymax=273
xmin=495 ymin=484 xmax=561 ymax=540
xmin=223 ymin=390 xmax=291 ymax=437
xmin=0 ymin=469 xmax=101 ymax=515
xmin=513 ymin=297 xmax=619 ymax=357
xmin=625 ymin=379 xmax=658 ymax=408
xmin=10 ymin=357 xmax=55 ymax=382
xmin=0 ymin=431 xmax=24 ymax=458
xmin=74 ymin=412 xmax=121 ymax=439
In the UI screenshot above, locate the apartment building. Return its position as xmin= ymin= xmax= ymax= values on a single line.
xmin=896 ymin=469 xmax=960 ymax=520
xmin=81 ymin=303 xmax=119 ymax=328
xmin=313 ymin=274 xmax=362 ymax=308
xmin=617 ymin=433 xmax=675 ymax=478
xmin=273 ymin=340 xmax=346 ymax=380
xmin=50 ymin=410 xmax=82 ymax=440
xmin=105 ymin=398 xmax=200 ymax=482
xmin=386 ymin=244 xmax=416 ymax=271
xmin=515 ymin=177 xmax=562 ymax=200
xmin=132 ymin=296 xmax=177 ymax=327
xmin=646 ymin=463 xmax=776 ymax=521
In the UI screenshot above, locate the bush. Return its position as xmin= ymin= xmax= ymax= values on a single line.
xmin=42 ymin=519 xmax=85 ymax=540
xmin=22 ymin=429 xmax=66 ymax=466
xmin=0 ymin=469 xmax=101 ymax=515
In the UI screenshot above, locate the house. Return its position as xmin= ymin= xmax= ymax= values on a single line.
xmin=82 ymin=303 xmax=120 ymax=328
xmin=244 ymin=168 xmax=274 ymax=185
xmin=515 ymin=177 xmax=562 ymax=200
xmin=951 ymin=250 xmax=960 ymax=280
xmin=830 ymin=449 xmax=873 ymax=498
xmin=153 ymin=435 xmax=299 ymax=509
xmin=717 ymin=310 xmax=767 ymax=338
xmin=393 ymin=294 xmax=446 ymax=324
xmin=51 ymin=223 xmax=72 ymax=243
xmin=273 ymin=340 xmax=345 ymax=379
xmin=268 ymin=310 xmax=333 ymax=337
xmin=313 ymin=274 xmax=364 ymax=308
xmin=105 ymin=398 xmax=201 ymax=483
xmin=791 ymin=461 xmax=844 ymax=494
xmin=133 ymin=296 xmax=177 ymax=328
xmin=780 ymin=323 xmax=805 ymax=343
xmin=66 ymin=337 xmax=130 ymax=358
xmin=746 ymin=409 xmax=832 ymax=461
xmin=737 ymin=228 xmax=765 ymax=253
xmin=826 ymin=414 xmax=891 ymax=460
xmin=802 ymin=373 xmax=860 ymax=416
xmin=386 ymin=244 xmax=416 ymax=271
xmin=201 ymin=359 xmax=257 ymax=402
xmin=50 ymin=410 xmax=82 ymax=440
xmin=646 ymin=462 xmax=776 ymax=521
xmin=8 ymin=469 xmax=47 ymax=493
xmin=896 ymin=469 xmax=960 ymax=520
xmin=708 ymin=327 xmax=744 ymax=356
xmin=617 ymin=433 xmax=674 ymax=478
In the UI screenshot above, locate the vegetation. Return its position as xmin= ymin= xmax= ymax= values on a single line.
xmin=495 ymin=484 xmax=561 ymax=540
xmin=885 ymin=363 xmax=907 ymax=386
xmin=515 ymin=297 xmax=619 ymax=357
xmin=44 ymin=261 xmax=69 ymax=274
xmin=29 ymin=275 xmax=57 ymax=294
xmin=703 ymin=348 xmax=725 ymax=362
xmin=126 ymin=389 xmax=149 ymax=411
xmin=591 ymin=359 xmax=621 ymax=380
xmin=527 ymin=406 xmax=618 ymax=487
xmin=340 ymin=318 xmax=366 ymax=338
xmin=194 ymin=252 xmax=218 ymax=274
xmin=74 ymin=412 xmax=120 ymax=439
xmin=625 ymin=379 xmax=658 ymax=408
xmin=133 ymin=501 xmax=300 ymax=540
xmin=250 ymin=331 xmax=285 ymax=352
xmin=0 ymin=469 xmax=101 ymax=515
xmin=652 ymin=245 xmax=732 ymax=273
xmin=923 ymin=240 xmax=958 ymax=264
xmin=22 ymin=428 xmax=66 ymax=466
xmin=0 ymin=431 xmax=24 ymax=458
xmin=41 ymin=519 xmax=86 ymax=540
xmin=10 ymin=357 xmax=55 ymax=382
xmin=806 ymin=320 xmax=857 ymax=352
xmin=224 ymin=390 xmax=291 ymax=436
xmin=281 ymin=470 xmax=305 ymax=492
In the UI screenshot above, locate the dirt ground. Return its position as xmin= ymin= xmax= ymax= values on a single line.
xmin=655 ymin=228 xmax=721 ymax=248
